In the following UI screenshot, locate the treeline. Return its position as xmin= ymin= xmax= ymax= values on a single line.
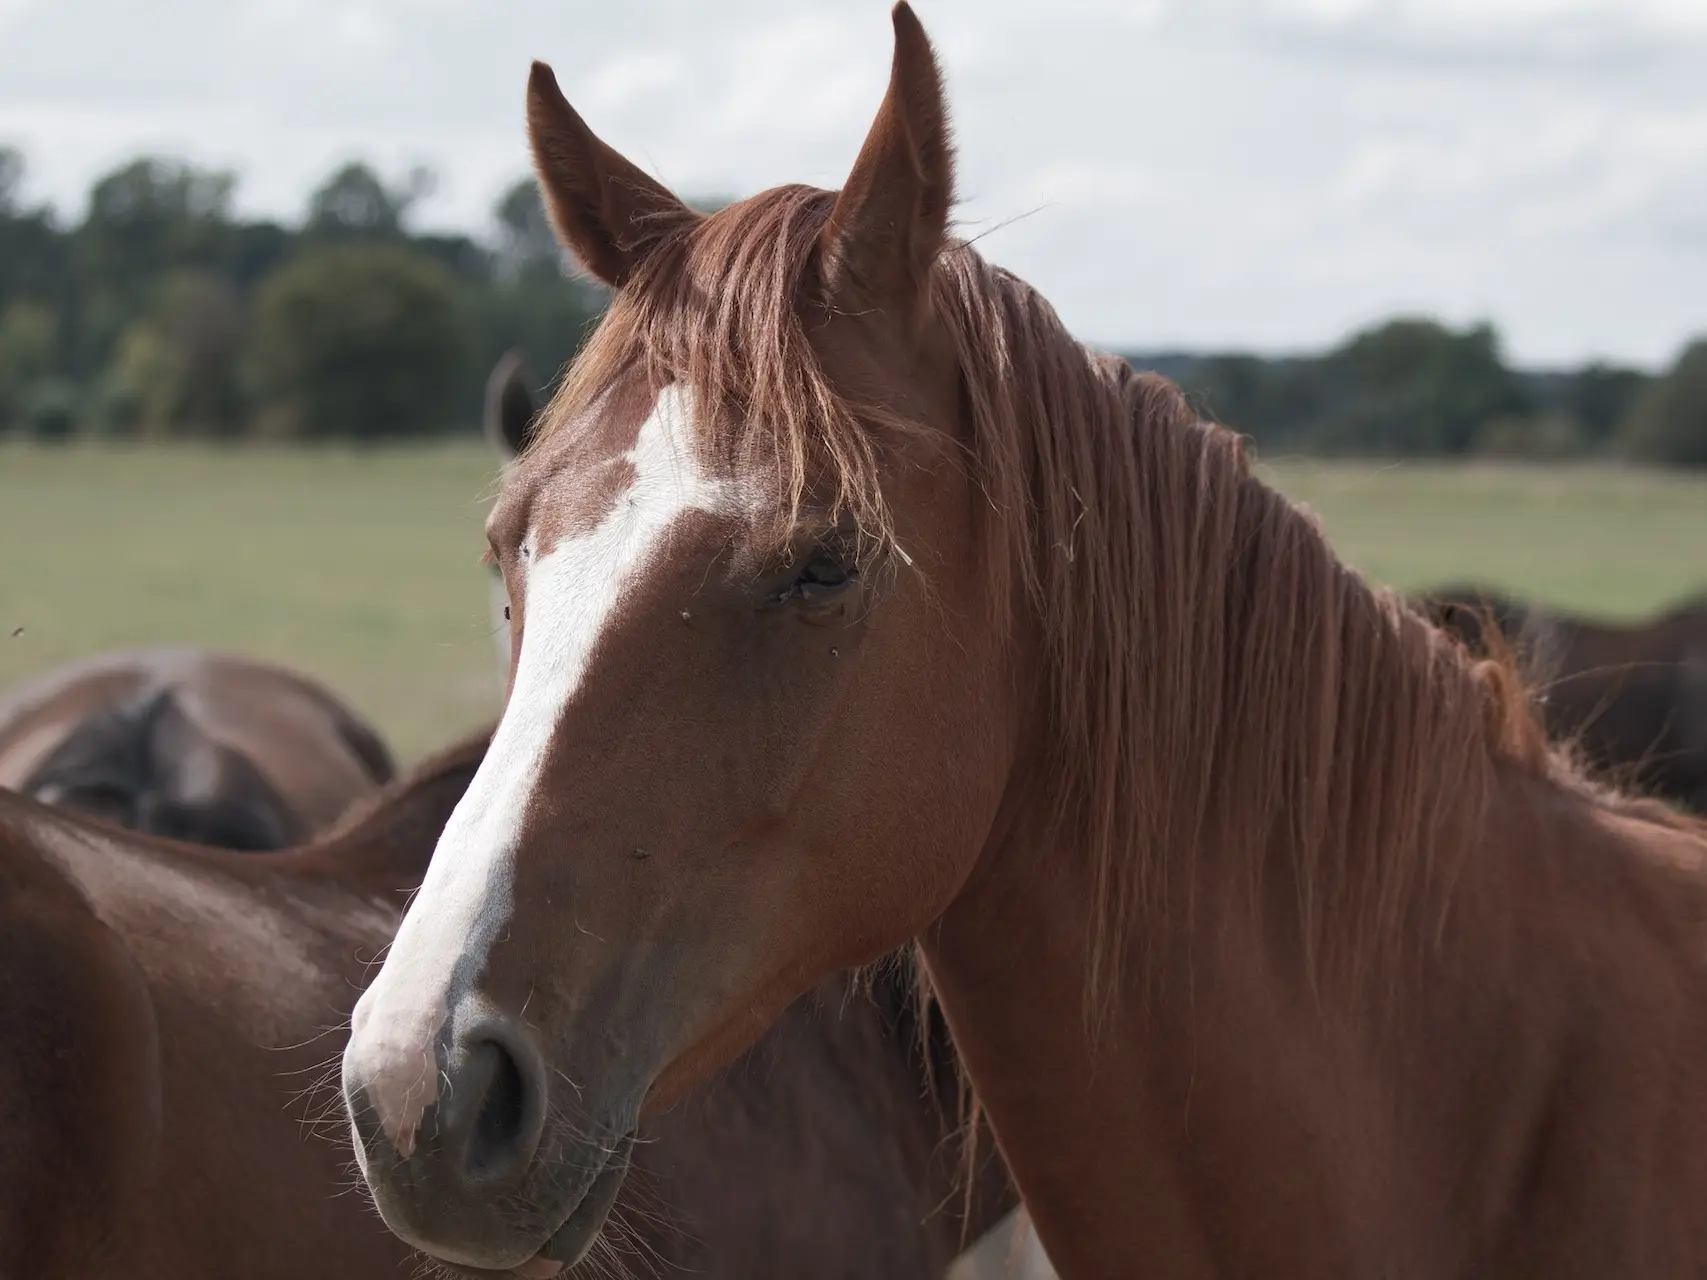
xmin=1 ymin=145 xmax=1703 ymax=464
xmin=0 ymin=147 xmax=604 ymax=440
xmin=1126 ymin=320 xmax=1707 ymax=467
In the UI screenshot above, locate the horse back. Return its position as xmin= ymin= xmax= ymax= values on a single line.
xmin=0 ymin=794 xmax=415 ymax=1278
xmin=0 ymin=648 xmax=394 ymax=841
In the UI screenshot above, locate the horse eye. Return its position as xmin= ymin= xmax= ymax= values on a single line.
xmin=504 ymin=605 xmax=511 ymax=621
xmin=793 ymin=551 xmax=858 ymax=603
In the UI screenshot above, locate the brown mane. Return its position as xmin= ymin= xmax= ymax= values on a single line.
xmin=537 ymin=183 xmax=1566 ymax=1012
xmin=544 ymin=185 xmax=913 ymax=555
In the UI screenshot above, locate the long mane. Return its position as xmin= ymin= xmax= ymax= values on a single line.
xmin=539 ymin=184 xmax=1565 ymax=1011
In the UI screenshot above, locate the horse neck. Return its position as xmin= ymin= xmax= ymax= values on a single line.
xmin=922 ymin=810 xmax=1227 ymax=1276
xmin=918 ymin=387 xmax=1647 ymax=1272
xmin=922 ymin=574 xmax=1707 ymax=1274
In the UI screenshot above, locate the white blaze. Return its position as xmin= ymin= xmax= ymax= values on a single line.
xmin=345 ymin=385 xmax=726 ymax=1155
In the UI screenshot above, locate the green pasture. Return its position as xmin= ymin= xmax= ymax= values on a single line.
xmin=2 ymin=444 xmax=1704 ymax=762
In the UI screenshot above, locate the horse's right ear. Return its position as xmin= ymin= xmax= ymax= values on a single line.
xmin=527 ymin=61 xmax=699 ymax=288
xmin=819 ymin=3 xmax=954 ymax=317
xmin=484 ymin=351 xmax=540 ymax=460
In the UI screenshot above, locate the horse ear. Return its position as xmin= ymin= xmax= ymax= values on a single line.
xmin=527 ymin=61 xmax=698 ymax=288
xmin=820 ymin=3 xmax=955 ymax=314
xmin=484 ymin=351 xmax=540 ymax=459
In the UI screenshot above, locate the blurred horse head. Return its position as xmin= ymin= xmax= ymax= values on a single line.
xmin=1420 ymin=583 xmax=1707 ymax=813
xmin=0 ymin=648 xmax=395 ymax=849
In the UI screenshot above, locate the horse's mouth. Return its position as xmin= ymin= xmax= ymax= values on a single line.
xmin=422 ymin=1131 xmax=636 ymax=1280
xmin=513 ymin=1130 xmax=637 ymax=1277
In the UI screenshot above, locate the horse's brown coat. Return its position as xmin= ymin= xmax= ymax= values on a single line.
xmin=0 ymin=739 xmax=475 ymax=1278
xmin=2 ymin=729 xmax=1011 ymax=1278
xmin=346 ymin=6 xmax=1707 ymax=1276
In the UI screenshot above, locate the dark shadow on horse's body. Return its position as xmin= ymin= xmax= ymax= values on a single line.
xmin=0 ymin=725 xmax=1011 ymax=1278
xmin=0 ymin=649 xmax=396 ymax=849
xmin=1421 ymin=584 xmax=1707 ymax=812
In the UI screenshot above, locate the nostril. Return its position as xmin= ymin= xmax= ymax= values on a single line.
xmin=472 ymin=1043 xmax=523 ymax=1159
xmin=461 ymin=1039 xmax=536 ymax=1184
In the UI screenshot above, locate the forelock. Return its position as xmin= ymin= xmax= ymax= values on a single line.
xmin=537 ymin=185 xmax=907 ymax=560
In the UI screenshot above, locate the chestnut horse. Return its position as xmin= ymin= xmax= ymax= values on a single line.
xmin=346 ymin=6 xmax=1707 ymax=1275
xmin=1421 ymin=584 xmax=1707 ymax=812
xmin=481 ymin=348 xmax=1031 ymax=1279
xmin=0 ymin=648 xmax=396 ymax=849
xmin=2 ymin=722 xmax=1012 ymax=1278
xmin=0 ymin=731 xmax=482 ymax=1277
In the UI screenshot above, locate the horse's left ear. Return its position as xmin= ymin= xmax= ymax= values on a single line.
xmin=820 ymin=2 xmax=955 ymax=315
xmin=527 ymin=61 xmax=699 ymax=288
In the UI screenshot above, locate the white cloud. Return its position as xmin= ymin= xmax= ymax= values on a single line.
xmin=0 ymin=0 xmax=1702 ymax=366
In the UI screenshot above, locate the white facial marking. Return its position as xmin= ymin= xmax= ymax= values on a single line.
xmin=346 ymin=385 xmax=729 ymax=1157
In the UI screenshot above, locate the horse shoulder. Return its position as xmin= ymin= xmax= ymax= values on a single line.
xmin=0 ymin=811 xmax=162 ymax=1273
xmin=31 ymin=811 xmax=380 ymax=1044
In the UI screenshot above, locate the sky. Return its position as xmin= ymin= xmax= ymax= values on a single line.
xmin=1 ymin=0 xmax=1704 ymax=369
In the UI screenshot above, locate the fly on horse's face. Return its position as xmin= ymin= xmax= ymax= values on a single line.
xmin=344 ymin=7 xmax=1018 ymax=1274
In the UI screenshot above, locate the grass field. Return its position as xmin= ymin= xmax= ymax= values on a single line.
xmin=3 ymin=443 xmax=1704 ymax=762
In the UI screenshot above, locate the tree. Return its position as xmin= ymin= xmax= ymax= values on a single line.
xmin=100 ymin=272 xmax=246 ymax=436
xmin=307 ymin=162 xmax=434 ymax=238
xmin=1186 ymin=354 xmax=1268 ymax=433
xmin=72 ymin=157 xmax=238 ymax=378
xmin=472 ymin=274 xmax=603 ymax=395
xmin=493 ymin=176 xmax=562 ymax=278
xmin=79 ymin=158 xmax=235 ymax=277
xmin=0 ymin=148 xmax=69 ymax=330
xmin=0 ymin=300 xmax=58 ymax=431
xmin=1174 ymin=353 xmax=1331 ymax=450
xmin=248 ymin=242 xmax=471 ymax=439
xmin=479 ymin=177 xmax=606 ymax=384
xmin=1312 ymin=318 xmax=1529 ymax=455
xmin=1620 ymin=339 xmax=1707 ymax=468
xmin=0 ymin=147 xmax=22 ymax=216
xmin=1567 ymin=362 xmax=1649 ymax=445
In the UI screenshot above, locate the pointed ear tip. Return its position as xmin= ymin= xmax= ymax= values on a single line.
xmin=890 ymin=2 xmax=927 ymax=38
xmin=527 ymin=60 xmax=561 ymax=95
xmin=888 ymin=3 xmax=941 ymax=80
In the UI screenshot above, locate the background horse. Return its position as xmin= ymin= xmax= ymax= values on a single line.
xmin=344 ymin=8 xmax=1707 ymax=1277
xmin=1 ymin=720 xmax=1011 ymax=1278
xmin=1421 ymin=583 xmax=1707 ymax=812
xmin=0 ymin=730 xmax=481 ymax=1278
xmin=0 ymin=648 xmax=395 ymax=849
